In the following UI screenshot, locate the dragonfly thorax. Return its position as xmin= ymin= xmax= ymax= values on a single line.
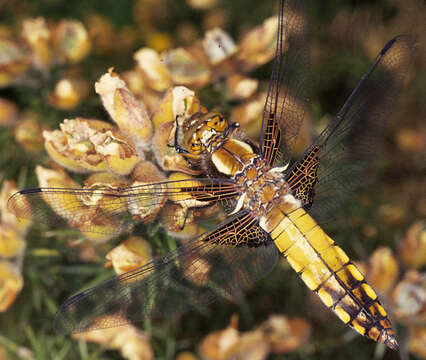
xmin=233 ymin=157 xmax=295 ymax=219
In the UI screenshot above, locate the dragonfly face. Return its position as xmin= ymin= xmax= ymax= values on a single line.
xmin=182 ymin=112 xmax=230 ymax=156
xmin=7 ymin=0 xmax=414 ymax=351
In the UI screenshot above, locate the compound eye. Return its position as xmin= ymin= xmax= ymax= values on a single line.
xmin=209 ymin=115 xmax=227 ymax=132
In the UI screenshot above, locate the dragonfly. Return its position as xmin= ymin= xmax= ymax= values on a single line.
xmin=8 ymin=0 xmax=414 ymax=350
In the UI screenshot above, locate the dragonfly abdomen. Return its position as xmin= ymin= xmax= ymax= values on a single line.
xmin=260 ymin=202 xmax=398 ymax=350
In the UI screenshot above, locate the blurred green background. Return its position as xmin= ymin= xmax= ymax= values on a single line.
xmin=0 ymin=0 xmax=424 ymax=359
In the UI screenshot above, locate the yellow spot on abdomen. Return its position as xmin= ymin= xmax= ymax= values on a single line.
xmin=318 ymin=288 xmax=334 ymax=307
xmin=352 ymin=320 xmax=366 ymax=335
xmin=334 ymin=306 xmax=351 ymax=324
xmin=285 ymin=238 xmax=318 ymax=273
xmin=362 ymin=283 xmax=378 ymax=300
xmin=319 ymin=245 xmax=350 ymax=271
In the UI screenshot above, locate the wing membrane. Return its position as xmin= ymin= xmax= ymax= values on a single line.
xmin=54 ymin=211 xmax=278 ymax=334
xmin=8 ymin=178 xmax=240 ymax=238
xmin=260 ymin=0 xmax=309 ymax=166
xmin=286 ymin=35 xmax=415 ymax=221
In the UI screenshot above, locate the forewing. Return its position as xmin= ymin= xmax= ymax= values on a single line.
xmin=260 ymin=0 xmax=309 ymax=166
xmin=53 ymin=211 xmax=278 ymax=334
xmin=286 ymin=35 xmax=415 ymax=221
xmin=7 ymin=178 xmax=240 ymax=238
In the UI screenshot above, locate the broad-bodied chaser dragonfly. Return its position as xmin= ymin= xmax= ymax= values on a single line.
xmin=8 ymin=0 xmax=414 ymax=350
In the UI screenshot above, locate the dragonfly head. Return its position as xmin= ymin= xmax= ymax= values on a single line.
xmin=182 ymin=112 xmax=232 ymax=155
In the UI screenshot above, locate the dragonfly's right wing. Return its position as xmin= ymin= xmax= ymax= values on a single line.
xmin=7 ymin=178 xmax=241 ymax=238
xmin=53 ymin=210 xmax=278 ymax=334
xmin=286 ymin=35 xmax=415 ymax=222
xmin=260 ymin=0 xmax=309 ymax=167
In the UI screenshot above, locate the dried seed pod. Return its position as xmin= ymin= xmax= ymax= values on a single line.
xmin=73 ymin=319 xmax=154 ymax=360
xmin=0 ymin=226 xmax=25 ymax=259
xmin=182 ymin=253 xmax=211 ymax=286
xmin=398 ymin=221 xmax=426 ymax=269
xmin=0 ymin=180 xmax=31 ymax=233
xmin=85 ymin=14 xmax=117 ymax=54
xmin=392 ymin=270 xmax=425 ymax=325
xmin=0 ymin=98 xmax=18 ymax=127
xmin=35 ymin=166 xmax=122 ymax=242
xmin=407 ymin=326 xmax=426 ymax=359
xmin=151 ymin=86 xmax=200 ymax=128
xmin=145 ymin=31 xmax=172 ymax=52
xmin=44 ymin=118 xmax=141 ymax=175
xmin=21 ymin=17 xmax=52 ymax=69
xmin=396 ymin=128 xmax=426 ymax=152
xmin=378 ymin=203 xmax=406 ymax=224
xmin=226 ymin=74 xmax=258 ymax=101
xmin=52 ymin=20 xmax=91 ymax=63
xmin=260 ymin=315 xmax=311 ymax=354
xmin=165 ymin=48 xmax=211 ymax=88
xmin=199 ymin=315 xmax=240 ymax=360
xmin=365 ymin=247 xmax=399 ymax=295
xmin=48 ymin=77 xmax=89 ymax=110
xmin=231 ymin=330 xmax=271 ymax=360
xmin=187 ymin=0 xmax=217 ymax=10
xmin=236 ymin=16 xmax=278 ymax=71
xmin=176 ymin=352 xmax=197 ymax=360
xmin=134 ymin=47 xmax=171 ymax=92
xmin=161 ymin=203 xmax=200 ymax=239
xmin=0 ymin=261 xmax=23 ymax=312
xmin=230 ymin=92 xmax=266 ymax=139
xmin=127 ymin=161 xmax=167 ymax=224
xmin=13 ymin=112 xmax=47 ymax=152
xmin=106 ymin=236 xmax=152 ymax=275
xmin=202 ymin=28 xmax=237 ymax=66
xmin=95 ymin=70 xmax=152 ymax=152
xmin=81 ymin=172 xmax=128 ymax=214
xmin=0 ymin=38 xmax=30 ymax=88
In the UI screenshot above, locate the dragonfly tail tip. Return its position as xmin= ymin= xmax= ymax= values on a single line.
xmin=381 ymin=330 xmax=399 ymax=351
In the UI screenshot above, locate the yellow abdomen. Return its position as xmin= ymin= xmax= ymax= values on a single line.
xmin=261 ymin=202 xmax=398 ymax=350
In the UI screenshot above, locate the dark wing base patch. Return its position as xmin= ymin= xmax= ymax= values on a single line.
xmin=202 ymin=211 xmax=273 ymax=248
xmin=286 ymin=145 xmax=320 ymax=209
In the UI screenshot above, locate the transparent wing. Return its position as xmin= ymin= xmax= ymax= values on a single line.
xmin=54 ymin=210 xmax=278 ymax=334
xmin=260 ymin=0 xmax=309 ymax=166
xmin=8 ymin=178 xmax=240 ymax=238
xmin=286 ymin=35 xmax=415 ymax=221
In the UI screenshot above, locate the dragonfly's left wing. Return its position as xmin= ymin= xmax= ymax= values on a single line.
xmin=54 ymin=210 xmax=278 ymax=334
xmin=286 ymin=35 xmax=415 ymax=221
xmin=260 ymin=0 xmax=309 ymax=167
xmin=8 ymin=178 xmax=240 ymax=238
